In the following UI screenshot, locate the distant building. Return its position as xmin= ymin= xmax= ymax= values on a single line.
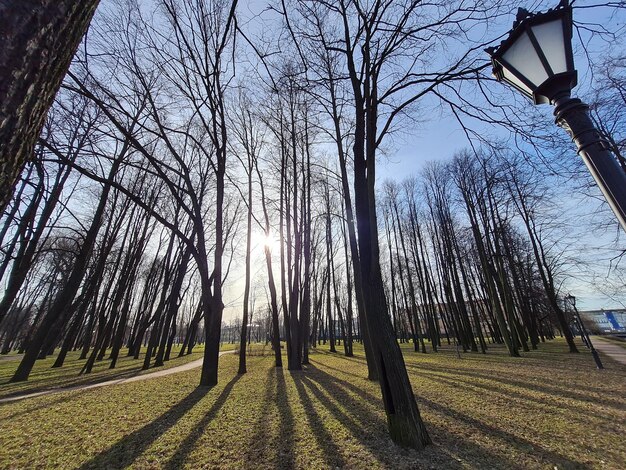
xmin=578 ymin=309 xmax=626 ymax=334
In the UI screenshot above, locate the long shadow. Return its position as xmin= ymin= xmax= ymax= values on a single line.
xmin=414 ymin=368 xmax=619 ymax=422
xmin=0 ymin=369 xmax=140 ymax=399
xmin=305 ymin=364 xmax=384 ymax=427
xmin=423 ymin=344 xmax=612 ymax=374
xmin=291 ymin=370 xmax=347 ymax=468
xmin=245 ymin=366 xmax=295 ymax=469
xmin=314 ymin=349 xmax=367 ymax=364
xmin=78 ymin=386 xmax=210 ymax=469
xmin=245 ymin=367 xmax=277 ymax=466
xmin=164 ymin=374 xmax=241 ymax=469
xmin=1 ymin=354 xmax=203 ymax=403
xmin=0 ymin=388 xmax=89 ymax=421
xmin=419 ymin=396 xmax=590 ymax=469
xmin=309 ymin=359 xmax=371 ymax=381
xmin=423 ymin=422 xmax=515 ymax=470
xmin=416 ymin=370 xmax=625 ymax=464
xmin=0 ymin=353 xmax=201 ymax=399
xmin=305 ymin=363 xmax=517 ymax=468
xmin=298 ymin=370 xmax=393 ymax=464
xmin=274 ymin=368 xmax=296 ymax=469
xmin=406 ymin=362 xmax=624 ymax=409
xmin=307 ymin=360 xmax=380 ymax=406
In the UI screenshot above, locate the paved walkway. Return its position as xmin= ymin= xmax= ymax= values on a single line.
xmin=0 ymin=351 xmax=233 ymax=404
xmin=0 ymin=354 xmax=23 ymax=362
xmin=591 ymin=336 xmax=626 ymax=366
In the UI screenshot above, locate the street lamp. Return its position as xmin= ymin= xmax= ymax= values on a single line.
xmin=486 ymin=1 xmax=626 ymax=233
xmin=564 ymin=294 xmax=604 ymax=370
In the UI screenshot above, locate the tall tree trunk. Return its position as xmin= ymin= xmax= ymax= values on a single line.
xmin=349 ymin=78 xmax=431 ymax=447
xmin=0 ymin=0 xmax=100 ymax=212
xmin=329 ymin=72 xmax=377 ymax=380
xmin=255 ymin=159 xmax=282 ymax=368
xmin=238 ymin=154 xmax=254 ymax=375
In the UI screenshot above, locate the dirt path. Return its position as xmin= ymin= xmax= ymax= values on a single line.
xmin=0 ymin=351 xmax=233 ymax=404
xmin=0 ymin=355 xmax=23 ymax=362
xmin=591 ymin=336 xmax=626 ymax=366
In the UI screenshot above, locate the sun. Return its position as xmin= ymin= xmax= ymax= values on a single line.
xmin=252 ymin=230 xmax=281 ymax=253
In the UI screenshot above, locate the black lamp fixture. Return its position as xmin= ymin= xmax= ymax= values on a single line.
xmin=487 ymin=1 xmax=626 ymax=233
xmin=487 ymin=2 xmax=576 ymax=105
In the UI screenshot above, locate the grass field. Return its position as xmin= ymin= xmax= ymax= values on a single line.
xmin=0 ymin=339 xmax=624 ymax=469
xmin=0 ymin=343 xmax=234 ymax=399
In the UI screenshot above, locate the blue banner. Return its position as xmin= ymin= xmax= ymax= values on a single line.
xmin=604 ymin=311 xmax=623 ymax=330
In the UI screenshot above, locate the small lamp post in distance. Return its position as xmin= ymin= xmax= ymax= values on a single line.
xmin=564 ymin=294 xmax=604 ymax=370
xmin=486 ymin=0 xmax=626 ymax=233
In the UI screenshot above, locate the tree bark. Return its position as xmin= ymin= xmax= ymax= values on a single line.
xmin=0 ymin=0 xmax=100 ymax=213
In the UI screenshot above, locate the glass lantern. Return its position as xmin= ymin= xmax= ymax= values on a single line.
xmin=486 ymin=3 xmax=577 ymax=104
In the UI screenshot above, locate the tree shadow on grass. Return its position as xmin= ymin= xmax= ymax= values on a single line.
xmin=163 ymin=374 xmax=241 ymax=469
xmin=246 ymin=366 xmax=277 ymax=463
xmin=313 ymin=349 xmax=367 ymax=364
xmin=245 ymin=367 xmax=295 ymax=469
xmin=309 ymin=359 xmax=371 ymax=381
xmin=77 ymin=378 xmax=235 ymax=470
xmin=406 ymin=362 xmax=624 ymax=410
xmin=415 ymin=370 xmax=623 ymax=465
xmin=414 ymin=368 xmax=618 ymax=423
xmin=0 ymin=368 xmax=144 ymax=400
xmin=274 ymin=368 xmax=295 ymax=468
xmin=0 ymin=352 xmax=202 ymax=400
xmin=419 ymin=396 xmax=590 ymax=469
xmin=297 ymin=367 xmax=395 ymax=464
xmin=0 ymin=389 xmax=89 ymax=420
xmin=244 ymin=367 xmax=296 ymax=469
xmin=304 ymin=364 xmax=511 ymax=468
xmin=291 ymin=370 xmax=347 ymax=469
xmin=427 ymin=342 xmax=604 ymax=373
xmin=308 ymin=359 xmax=380 ymax=404
xmin=306 ymin=362 xmax=570 ymax=469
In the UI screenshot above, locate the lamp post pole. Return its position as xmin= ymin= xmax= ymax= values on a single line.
xmin=566 ymin=295 xmax=604 ymax=370
xmin=554 ymin=94 xmax=626 ymax=232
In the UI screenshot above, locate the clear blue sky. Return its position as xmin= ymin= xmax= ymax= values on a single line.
xmin=220 ymin=0 xmax=626 ymax=320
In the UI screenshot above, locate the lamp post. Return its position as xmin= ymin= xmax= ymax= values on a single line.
xmin=565 ymin=294 xmax=604 ymax=369
xmin=486 ymin=1 xmax=626 ymax=233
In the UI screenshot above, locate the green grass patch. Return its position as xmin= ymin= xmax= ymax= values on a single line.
xmin=0 ymin=343 xmax=232 ymax=399
xmin=234 ymin=341 xmax=280 ymax=356
xmin=218 ymin=342 xmax=237 ymax=351
xmin=0 ymin=338 xmax=623 ymax=469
